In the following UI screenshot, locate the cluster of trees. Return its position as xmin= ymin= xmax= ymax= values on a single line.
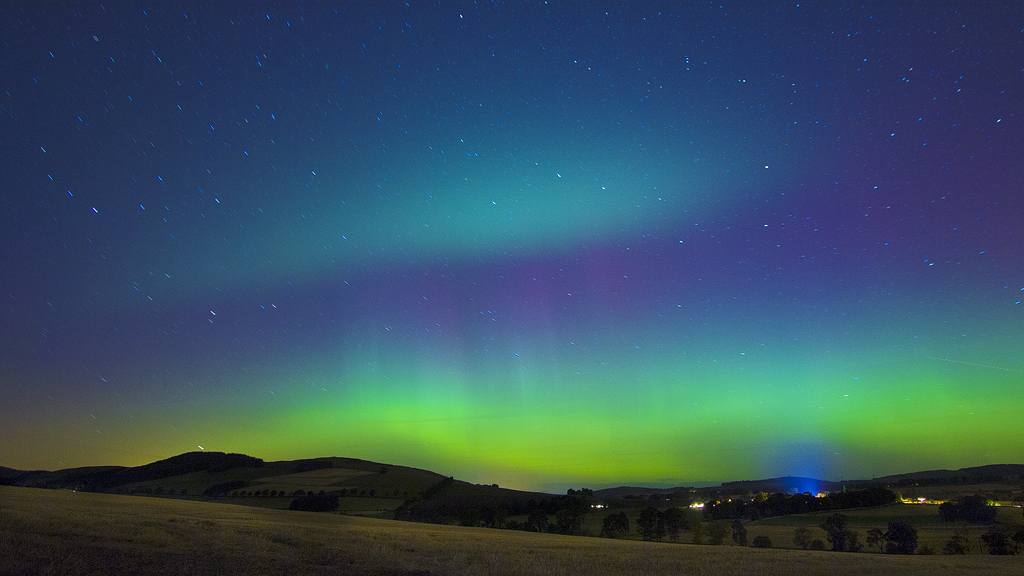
xmin=813 ymin=514 xmax=919 ymax=554
xmin=394 ymin=486 xmax=595 ymax=535
xmin=601 ymin=507 xmax=763 ymax=547
xmin=936 ymin=495 xmax=1024 ymax=555
xmin=978 ymin=526 xmax=1024 ymax=555
xmin=939 ymin=522 xmax=1024 ymax=556
xmin=938 ymin=495 xmax=997 ymax=524
xmin=702 ymin=486 xmax=897 ymax=520
xmin=630 ymin=506 xmax=692 ymax=541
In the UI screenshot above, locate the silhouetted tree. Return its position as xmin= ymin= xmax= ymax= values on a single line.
xmin=884 ymin=520 xmax=918 ymax=554
xmin=752 ymin=535 xmax=772 ymax=548
xmin=691 ymin=520 xmax=705 ymax=545
xmin=809 ymin=539 xmax=826 ymax=550
xmin=493 ymin=506 xmax=508 ymax=529
xmin=731 ymin=519 xmax=748 ymax=546
xmin=866 ymin=527 xmax=885 ymax=553
xmin=459 ymin=508 xmax=481 ymax=527
xmin=637 ymin=506 xmax=665 ymax=541
xmin=980 ymin=526 xmax=1018 ymax=555
xmin=600 ymin=512 xmax=630 ymax=538
xmin=662 ymin=507 xmax=687 ymax=541
xmin=793 ymin=526 xmax=812 ymax=550
xmin=525 ymin=509 xmax=548 ymax=532
xmin=555 ymin=507 xmax=585 ymax=535
xmin=942 ymin=528 xmax=969 ymax=555
xmin=939 ymin=495 xmax=997 ymax=524
xmin=707 ymin=521 xmax=728 ymax=545
xmin=820 ymin=513 xmax=856 ymax=552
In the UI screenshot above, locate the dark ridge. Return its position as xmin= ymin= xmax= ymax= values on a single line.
xmin=0 ymin=452 xmax=262 ymax=492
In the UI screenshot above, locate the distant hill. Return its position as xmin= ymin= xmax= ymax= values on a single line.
xmin=4 ymin=453 xmax=1022 ymax=512
xmin=869 ymin=464 xmax=1024 ymax=483
xmin=595 ymin=465 xmax=1024 ymax=499
xmin=0 ymin=452 xmax=263 ymax=492
xmin=0 ymin=452 xmax=552 ymax=515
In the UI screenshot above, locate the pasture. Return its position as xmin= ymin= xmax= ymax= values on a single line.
xmin=2 ymin=486 xmax=1020 ymax=576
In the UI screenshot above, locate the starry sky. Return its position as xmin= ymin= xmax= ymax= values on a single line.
xmin=2 ymin=2 xmax=1022 ymax=492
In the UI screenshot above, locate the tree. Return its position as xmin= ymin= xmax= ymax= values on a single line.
xmin=809 ymin=539 xmax=826 ymax=551
xmin=980 ymin=525 xmax=1018 ymax=555
xmin=459 ymin=508 xmax=481 ymax=527
xmin=525 ymin=509 xmax=548 ymax=532
xmin=866 ymin=528 xmax=885 ymax=553
xmin=731 ymin=519 xmax=748 ymax=546
xmin=707 ymin=521 xmax=728 ymax=545
xmin=600 ymin=512 xmax=630 ymax=538
xmin=662 ymin=507 xmax=687 ymax=541
xmin=793 ymin=526 xmax=812 ymax=550
xmin=884 ymin=520 xmax=918 ymax=554
xmin=847 ymin=530 xmax=863 ymax=553
xmin=938 ymin=495 xmax=997 ymax=524
xmin=691 ymin=520 xmax=705 ymax=545
xmin=637 ymin=506 xmax=665 ymax=541
xmin=555 ymin=507 xmax=585 ymax=535
xmin=820 ymin=513 xmax=851 ymax=552
xmin=942 ymin=530 xmax=969 ymax=555
xmin=752 ymin=535 xmax=772 ymax=548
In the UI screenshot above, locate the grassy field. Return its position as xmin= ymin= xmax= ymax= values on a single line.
xmin=744 ymin=503 xmax=1023 ymax=553
xmin=573 ymin=502 xmax=1023 ymax=554
xmin=2 ymin=486 xmax=1020 ymax=576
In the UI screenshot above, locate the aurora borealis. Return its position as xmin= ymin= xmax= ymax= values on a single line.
xmin=2 ymin=2 xmax=1021 ymax=492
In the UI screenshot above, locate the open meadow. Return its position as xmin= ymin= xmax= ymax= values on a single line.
xmin=2 ymin=486 xmax=1020 ymax=576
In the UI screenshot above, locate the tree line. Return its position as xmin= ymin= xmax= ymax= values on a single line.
xmin=701 ymin=485 xmax=898 ymax=520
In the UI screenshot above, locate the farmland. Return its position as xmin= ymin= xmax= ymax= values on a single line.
xmin=2 ymin=486 xmax=1019 ymax=576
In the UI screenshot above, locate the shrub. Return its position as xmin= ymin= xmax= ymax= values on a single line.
xmin=752 ymin=535 xmax=772 ymax=548
xmin=942 ymin=532 xmax=969 ymax=555
xmin=810 ymin=539 xmax=826 ymax=550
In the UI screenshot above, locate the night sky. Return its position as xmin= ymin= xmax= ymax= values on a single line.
xmin=2 ymin=2 xmax=1022 ymax=492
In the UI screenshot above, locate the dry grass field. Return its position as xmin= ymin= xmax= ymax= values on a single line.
xmin=1 ymin=486 xmax=1019 ymax=576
